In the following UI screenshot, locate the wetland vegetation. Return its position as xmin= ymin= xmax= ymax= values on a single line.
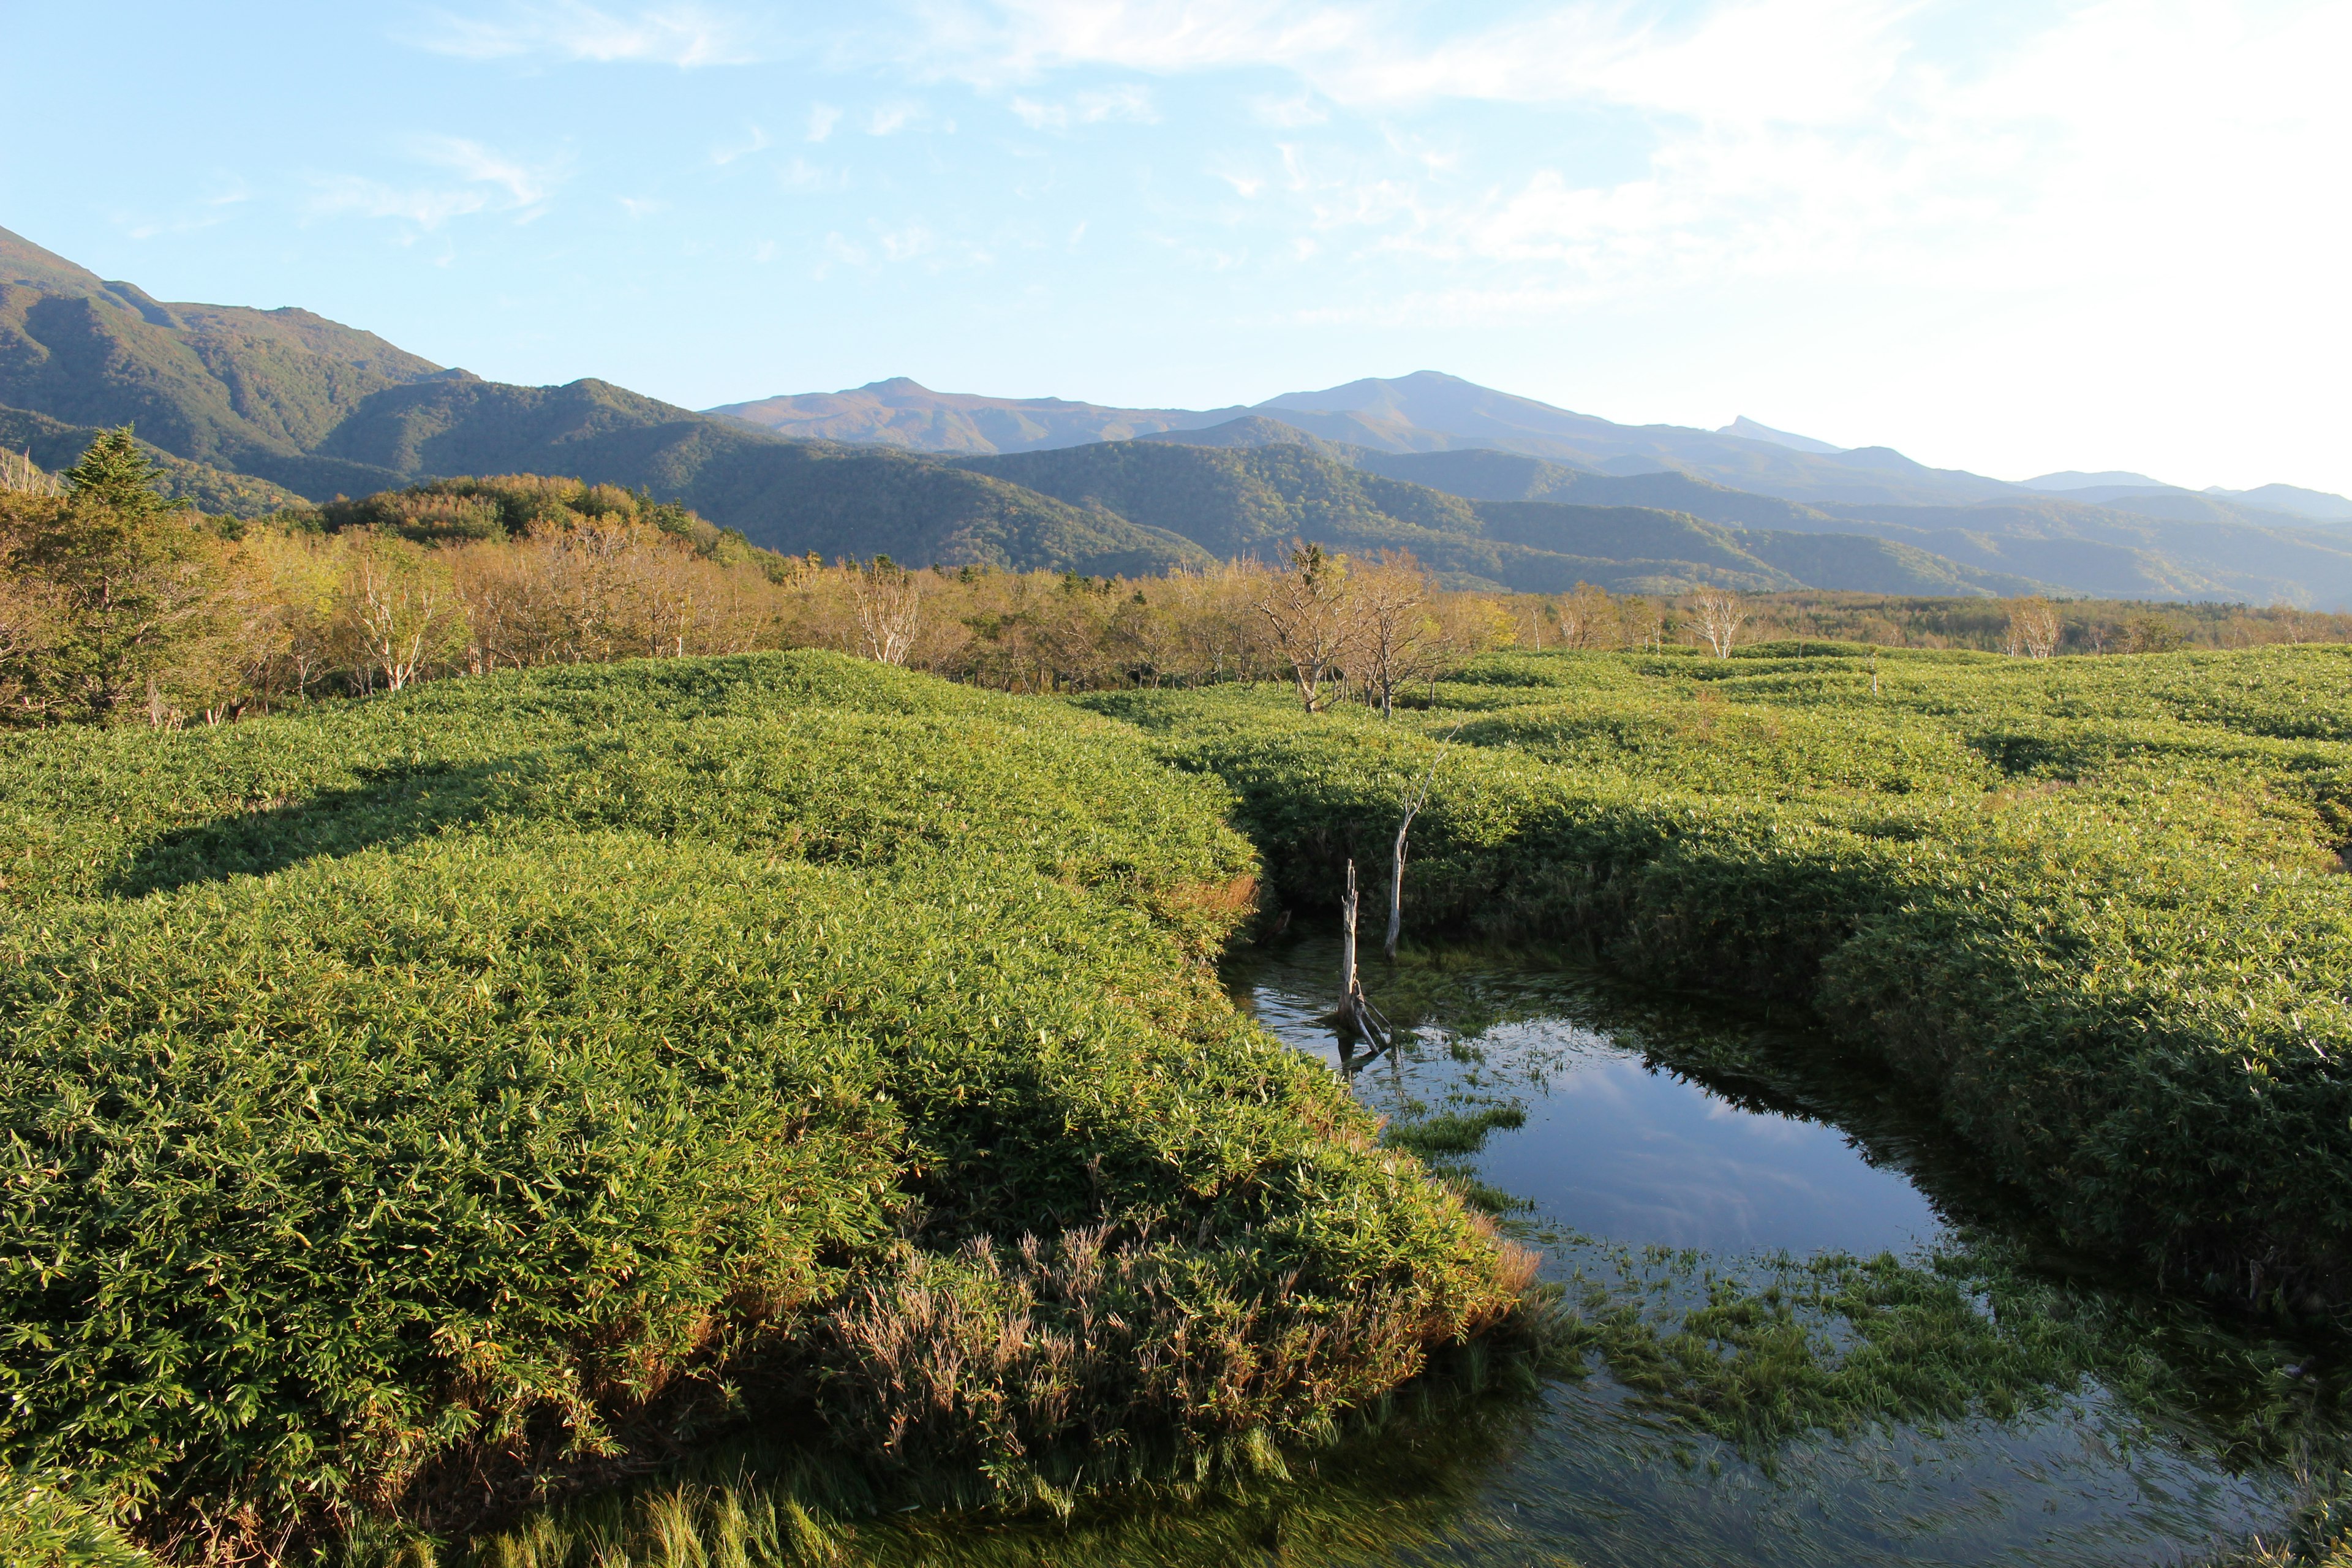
xmin=10 ymin=466 xmax=2352 ymax=1561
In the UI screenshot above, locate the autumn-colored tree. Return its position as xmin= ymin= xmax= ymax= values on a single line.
xmin=1257 ymin=541 xmax=1354 ymax=712
xmin=1349 ymin=549 xmax=1439 ymax=717
xmin=0 ymin=431 xmax=222 ymax=722
xmin=2002 ymin=596 xmax=2063 ymax=658
xmin=334 ymin=531 xmax=469 ymax=692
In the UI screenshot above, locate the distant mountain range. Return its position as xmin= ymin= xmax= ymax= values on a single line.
xmin=715 ymin=373 xmax=2352 ymax=529
xmin=7 ymin=222 xmax=2352 ymax=605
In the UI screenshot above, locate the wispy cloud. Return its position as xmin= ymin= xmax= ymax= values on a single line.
xmin=309 ymin=136 xmax=565 ymax=230
xmin=881 ymin=0 xmax=2343 ymax=333
xmin=777 ymin=156 xmax=846 ymax=192
xmin=409 ymin=135 xmax=560 ymax=207
xmin=806 ymin=104 xmax=842 ymax=142
xmin=309 ymin=177 xmax=492 ymax=230
xmin=711 ymin=123 xmax=771 ymax=165
xmin=412 ymin=1 xmax=763 ymax=66
xmin=1008 ymin=82 xmax=1156 ymax=130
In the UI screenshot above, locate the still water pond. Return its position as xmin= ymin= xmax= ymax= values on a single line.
xmin=1219 ymin=937 xmax=2310 ymax=1567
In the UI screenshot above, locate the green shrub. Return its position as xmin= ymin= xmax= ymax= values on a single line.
xmin=0 ymin=652 xmax=1525 ymax=1559
xmin=1081 ymin=645 xmax=2352 ymax=1313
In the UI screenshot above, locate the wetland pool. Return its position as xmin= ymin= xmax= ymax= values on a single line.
xmin=1208 ymin=936 xmax=2323 ymax=1567
xmin=483 ymin=940 xmax=2346 ymax=1568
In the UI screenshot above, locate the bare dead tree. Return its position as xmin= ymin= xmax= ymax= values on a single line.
xmin=1338 ymin=859 xmax=1392 ymax=1060
xmin=851 ymin=557 xmax=923 ymax=666
xmin=0 ymin=448 xmax=62 ymax=497
xmin=1691 ymin=586 xmax=1746 ymax=658
xmin=1255 ymin=541 xmax=1352 ymax=712
xmin=1387 ymin=721 xmax=1463 ymax=960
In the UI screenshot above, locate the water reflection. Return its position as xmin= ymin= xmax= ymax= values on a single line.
xmin=1221 ymin=935 xmax=2307 ymax=1566
xmin=479 ymin=940 xmax=2340 ymax=1567
xmin=1235 ymin=937 xmax=1946 ymax=1256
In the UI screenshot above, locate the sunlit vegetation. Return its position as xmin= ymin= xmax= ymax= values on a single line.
xmin=0 ymin=651 xmax=1533 ymax=1562
xmin=7 ymin=436 xmax=2342 ymax=735
xmin=1086 ymin=640 xmax=2352 ymax=1319
xmin=12 ymin=430 xmax=2352 ymax=1564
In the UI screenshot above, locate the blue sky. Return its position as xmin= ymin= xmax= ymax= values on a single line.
xmin=3 ymin=0 xmax=2345 ymax=492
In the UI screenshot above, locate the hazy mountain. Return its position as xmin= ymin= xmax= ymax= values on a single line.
xmin=2206 ymin=483 xmax=2352 ymax=522
xmin=2022 ymin=470 xmax=2169 ymax=491
xmin=955 ymin=439 xmax=2040 ymax=597
xmin=1803 ymin=499 xmax=2352 ymax=606
xmin=1716 ymin=416 xmax=1846 ymax=454
xmin=6 ymin=226 xmax=2342 ymax=602
xmin=717 ymin=370 xmax=2040 ymax=507
xmin=1137 ymin=415 xmax=1351 ymax=459
xmin=708 ymin=377 xmax=1241 ymax=454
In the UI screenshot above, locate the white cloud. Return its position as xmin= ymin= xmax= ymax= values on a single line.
xmin=1008 ymin=82 xmax=1157 ymax=130
xmin=1250 ymin=91 xmax=1327 ymax=127
xmin=777 ymin=156 xmax=845 ymax=192
xmin=807 ymin=103 xmax=842 ymax=142
xmin=867 ymin=102 xmax=924 ymax=135
xmin=308 ymin=177 xmax=489 ymax=230
xmin=711 ymin=123 xmax=771 ymax=164
xmin=407 ymin=135 xmax=559 ymax=208
xmin=879 ymin=223 xmax=936 ymax=260
xmin=412 ymin=1 xmax=763 ymax=66
xmin=930 ymin=0 xmax=2342 ymax=340
xmin=309 ymin=137 xmax=565 ymax=231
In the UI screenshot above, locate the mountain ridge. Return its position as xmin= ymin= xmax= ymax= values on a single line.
xmin=5 ymin=224 xmax=2348 ymax=606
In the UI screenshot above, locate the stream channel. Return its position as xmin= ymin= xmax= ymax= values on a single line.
xmin=505 ymin=937 xmax=2351 ymax=1566
xmin=1198 ymin=934 xmax=2334 ymax=1567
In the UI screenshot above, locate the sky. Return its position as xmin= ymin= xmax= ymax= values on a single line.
xmin=2 ymin=0 xmax=2345 ymax=494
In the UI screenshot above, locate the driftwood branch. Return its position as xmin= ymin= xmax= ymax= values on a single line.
xmin=1338 ymin=859 xmax=1393 ymax=1065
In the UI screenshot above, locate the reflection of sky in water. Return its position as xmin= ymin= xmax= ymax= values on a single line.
xmin=1229 ymin=941 xmax=2293 ymax=1566
xmin=1479 ymin=1021 xmax=1941 ymax=1255
xmin=1242 ymin=961 xmax=1940 ymax=1257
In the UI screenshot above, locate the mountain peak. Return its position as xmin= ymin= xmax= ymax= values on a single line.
xmin=1719 ymin=416 xmax=1845 ymax=455
xmin=2021 ymin=470 xmax=2169 ymax=492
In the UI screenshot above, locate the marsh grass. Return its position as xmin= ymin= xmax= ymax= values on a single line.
xmin=1082 ymin=644 xmax=2352 ymax=1313
xmin=0 ymin=652 xmax=1530 ymax=1561
xmin=377 ymin=1315 xmax=1577 ymax=1568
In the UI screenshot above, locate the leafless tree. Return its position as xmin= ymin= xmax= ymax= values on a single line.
xmin=1350 ymin=549 xmax=1436 ymax=717
xmin=1 ymin=449 xmax=61 ymax=497
xmin=337 ymin=533 xmax=465 ymax=692
xmin=2002 ymin=596 xmax=2063 ymax=658
xmin=1387 ymin=721 xmax=1461 ymax=959
xmin=1691 ymin=586 xmax=1746 ymax=658
xmin=1256 ymin=541 xmax=1352 ymax=712
xmin=851 ymin=557 xmax=923 ymax=666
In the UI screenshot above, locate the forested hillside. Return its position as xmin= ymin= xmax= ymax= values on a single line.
xmin=963 ymin=440 xmax=2039 ymax=595
xmin=8 ymin=226 xmax=2348 ymax=605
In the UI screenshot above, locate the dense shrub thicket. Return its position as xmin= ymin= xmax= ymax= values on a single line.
xmin=0 ymin=652 xmax=1526 ymax=1562
xmin=1084 ymin=643 xmax=2352 ymax=1313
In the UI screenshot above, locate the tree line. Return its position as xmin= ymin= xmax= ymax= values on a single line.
xmin=4 ymin=432 xmax=2345 ymax=729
